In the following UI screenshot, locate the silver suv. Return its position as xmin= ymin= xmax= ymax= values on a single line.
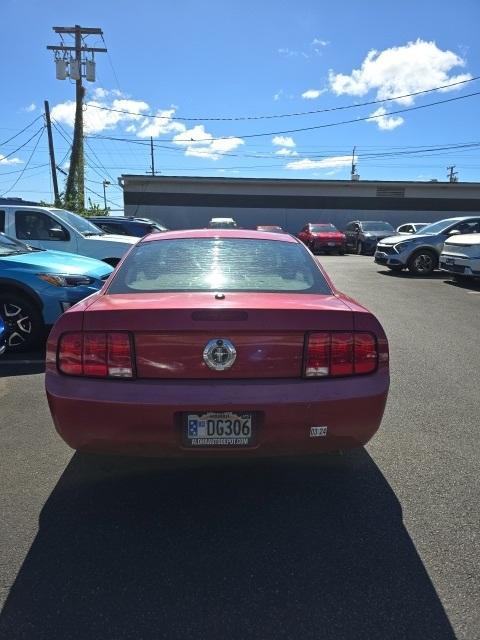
xmin=375 ymin=216 xmax=480 ymax=276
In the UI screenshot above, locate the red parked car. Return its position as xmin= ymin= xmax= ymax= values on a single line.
xmin=298 ymin=223 xmax=346 ymax=254
xmin=45 ymin=229 xmax=389 ymax=458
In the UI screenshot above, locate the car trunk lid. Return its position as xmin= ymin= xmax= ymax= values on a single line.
xmin=84 ymin=292 xmax=353 ymax=379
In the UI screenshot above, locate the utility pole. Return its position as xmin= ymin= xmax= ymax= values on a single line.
xmin=44 ymin=100 xmax=60 ymax=205
xmin=102 ymin=180 xmax=110 ymax=211
xmin=447 ymin=165 xmax=458 ymax=183
xmin=350 ymin=146 xmax=359 ymax=181
xmin=150 ymin=137 xmax=155 ymax=176
xmin=47 ymin=26 xmax=107 ymax=211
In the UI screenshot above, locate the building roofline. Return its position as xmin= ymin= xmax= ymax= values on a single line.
xmin=120 ymin=174 xmax=480 ymax=188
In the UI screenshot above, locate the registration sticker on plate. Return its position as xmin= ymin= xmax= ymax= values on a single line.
xmin=185 ymin=412 xmax=253 ymax=447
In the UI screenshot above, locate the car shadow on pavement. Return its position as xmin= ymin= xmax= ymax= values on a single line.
xmin=377 ymin=269 xmax=446 ymax=280
xmin=0 ymin=350 xmax=45 ymax=377
xmin=444 ymin=277 xmax=480 ymax=292
xmin=0 ymin=449 xmax=455 ymax=640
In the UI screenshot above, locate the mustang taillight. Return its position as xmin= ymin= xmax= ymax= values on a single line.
xmin=305 ymin=332 xmax=378 ymax=378
xmin=58 ymin=332 xmax=134 ymax=378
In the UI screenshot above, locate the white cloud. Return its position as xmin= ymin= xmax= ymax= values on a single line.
xmin=312 ymin=38 xmax=329 ymax=47
xmin=273 ymin=89 xmax=294 ymax=101
xmin=278 ymin=48 xmax=309 ymax=59
xmin=0 ymin=154 xmax=23 ymax=165
xmin=51 ymin=87 xmax=244 ymax=161
xmin=174 ymin=125 xmax=244 ymax=160
xmin=328 ymin=40 xmax=471 ymax=106
xmin=369 ymin=106 xmax=404 ymax=130
xmin=51 ymin=89 xmax=150 ymax=134
xmin=23 ymin=103 xmax=36 ymax=112
xmin=272 ymin=135 xmax=296 ymax=148
xmin=173 ymin=124 xmax=211 ymax=145
xmin=136 ymin=108 xmax=185 ymax=138
xmin=286 ymin=155 xmax=352 ymax=171
xmin=301 ymin=88 xmax=327 ymax=100
xmin=92 ymin=88 xmax=108 ymax=99
xmin=275 ymin=148 xmax=298 ymax=156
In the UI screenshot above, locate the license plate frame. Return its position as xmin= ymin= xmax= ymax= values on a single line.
xmin=444 ymin=257 xmax=455 ymax=265
xmin=327 ymin=242 xmax=336 ymax=247
xmin=183 ymin=411 xmax=255 ymax=448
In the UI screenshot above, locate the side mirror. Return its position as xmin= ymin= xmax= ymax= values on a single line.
xmin=49 ymin=227 xmax=67 ymax=241
xmin=448 ymin=229 xmax=461 ymax=236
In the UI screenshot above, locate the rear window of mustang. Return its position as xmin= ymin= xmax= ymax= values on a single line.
xmin=107 ymin=238 xmax=332 ymax=294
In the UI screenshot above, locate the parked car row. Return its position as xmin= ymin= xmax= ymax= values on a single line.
xmin=374 ymin=216 xmax=480 ymax=276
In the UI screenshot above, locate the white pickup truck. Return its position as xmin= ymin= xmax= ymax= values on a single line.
xmin=0 ymin=205 xmax=138 ymax=266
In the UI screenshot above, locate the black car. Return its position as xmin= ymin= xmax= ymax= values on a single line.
xmin=344 ymin=220 xmax=395 ymax=255
xmin=89 ymin=216 xmax=168 ymax=237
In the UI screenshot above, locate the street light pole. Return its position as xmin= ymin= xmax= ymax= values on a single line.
xmin=102 ymin=180 xmax=111 ymax=211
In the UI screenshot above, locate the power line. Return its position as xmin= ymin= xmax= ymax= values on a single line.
xmin=0 ymin=127 xmax=45 ymax=196
xmin=0 ymin=114 xmax=44 ymax=147
xmin=0 ymin=126 xmax=46 ymax=162
xmin=86 ymin=132 xmax=480 ymax=162
xmin=100 ymin=34 xmax=122 ymax=93
xmin=86 ymin=75 xmax=479 ymax=122
xmin=0 ymin=162 xmax=50 ymax=176
xmin=85 ymin=182 xmax=122 ymax=208
xmin=86 ymin=90 xmax=480 ymax=143
xmin=84 ymin=137 xmax=117 ymax=183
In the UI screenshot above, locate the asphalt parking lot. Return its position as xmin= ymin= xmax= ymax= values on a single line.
xmin=0 ymin=255 xmax=479 ymax=640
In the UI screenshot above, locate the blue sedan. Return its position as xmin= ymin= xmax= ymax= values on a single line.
xmin=0 ymin=233 xmax=113 ymax=352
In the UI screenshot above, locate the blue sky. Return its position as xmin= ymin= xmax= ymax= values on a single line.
xmin=1 ymin=0 xmax=479 ymax=209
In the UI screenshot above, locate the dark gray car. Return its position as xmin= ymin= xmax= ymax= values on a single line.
xmin=375 ymin=216 xmax=480 ymax=276
xmin=344 ymin=221 xmax=396 ymax=255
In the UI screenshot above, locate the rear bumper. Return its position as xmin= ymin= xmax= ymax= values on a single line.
xmin=46 ymin=372 xmax=389 ymax=457
xmin=313 ymin=240 xmax=345 ymax=251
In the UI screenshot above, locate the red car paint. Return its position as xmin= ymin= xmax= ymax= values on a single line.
xmin=45 ymin=229 xmax=389 ymax=458
xmin=297 ymin=223 xmax=346 ymax=254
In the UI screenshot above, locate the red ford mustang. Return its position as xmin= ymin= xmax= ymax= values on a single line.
xmin=297 ymin=223 xmax=346 ymax=254
xmin=45 ymin=229 xmax=389 ymax=458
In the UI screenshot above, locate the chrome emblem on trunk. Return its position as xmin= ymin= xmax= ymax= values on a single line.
xmin=203 ymin=338 xmax=236 ymax=371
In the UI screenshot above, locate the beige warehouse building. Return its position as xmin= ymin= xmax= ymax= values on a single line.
xmin=121 ymin=175 xmax=480 ymax=231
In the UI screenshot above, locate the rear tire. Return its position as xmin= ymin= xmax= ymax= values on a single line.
xmin=0 ymin=292 xmax=43 ymax=352
xmin=407 ymin=250 xmax=437 ymax=276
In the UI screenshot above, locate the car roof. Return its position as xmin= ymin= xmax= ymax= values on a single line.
xmin=141 ymin=228 xmax=298 ymax=243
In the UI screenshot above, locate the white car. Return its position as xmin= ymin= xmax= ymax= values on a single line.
xmin=396 ymin=222 xmax=429 ymax=235
xmin=440 ymin=233 xmax=480 ymax=280
xmin=0 ymin=205 xmax=138 ymax=266
xmin=208 ymin=217 xmax=238 ymax=229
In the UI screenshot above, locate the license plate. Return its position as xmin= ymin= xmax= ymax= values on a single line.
xmin=184 ymin=412 xmax=253 ymax=447
xmin=445 ymin=258 xmax=455 ymax=265
xmin=328 ymin=242 xmax=336 ymax=247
